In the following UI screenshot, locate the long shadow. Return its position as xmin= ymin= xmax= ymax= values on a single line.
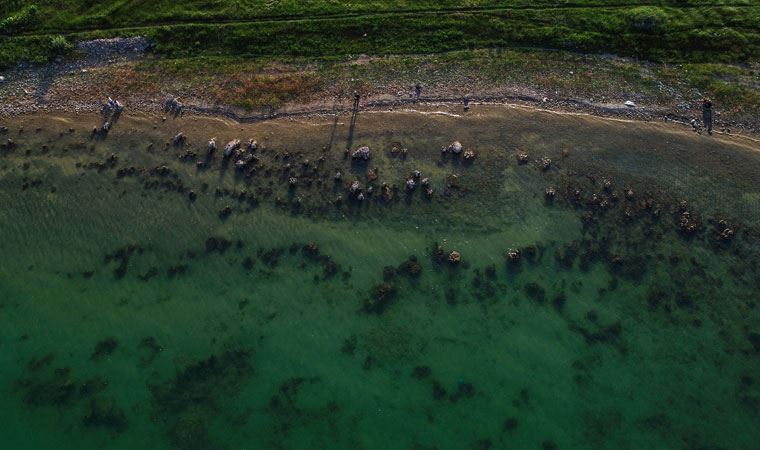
xmin=325 ymin=95 xmax=343 ymax=150
xmin=345 ymin=96 xmax=360 ymax=152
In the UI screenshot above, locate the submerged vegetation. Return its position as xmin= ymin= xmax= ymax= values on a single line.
xmin=0 ymin=105 xmax=759 ymax=449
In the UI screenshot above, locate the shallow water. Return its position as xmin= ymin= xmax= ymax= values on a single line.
xmin=0 ymin=105 xmax=759 ymax=450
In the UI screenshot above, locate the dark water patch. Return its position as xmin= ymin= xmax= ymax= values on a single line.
xmin=449 ymin=381 xmax=476 ymax=403
xmin=27 ymin=352 xmax=55 ymax=372
xmin=554 ymin=242 xmax=580 ymax=270
xmin=553 ymin=292 xmax=568 ymax=312
xmin=431 ymin=380 xmax=447 ymax=400
xmin=139 ymin=266 xmax=159 ymax=282
xmin=524 ymin=282 xmax=546 ymax=304
xmin=472 ymin=269 xmax=499 ymax=302
xmin=15 ymin=366 xmax=106 ymax=409
xmin=258 ymin=247 xmax=284 ymax=269
xmin=748 ymin=331 xmax=760 ymax=353
xmin=205 ymin=236 xmax=232 ymax=254
xmin=637 ymin=413 xmax=672 ymax=432
xmin=150 ymin=348 xmax=253 ymax=450
xmin=267 ymin=376 xmax=341 ymax=441
xmin=502 ymin=416 xmax=518 ymax=431
xmin=361 ymin=282 xmax=398 ymax=314
xmin=542 ymin=440 xmax=558 ymax=450
xmin=81 ymin=397 xmax=128 ymax=436
xmin=570 ymin=320 xmax=625 ymax=353
xmin=412 ymin=365 xmax=432 ymax=379
xmin=138 ymin=337 xmax=163 ymax=366
xmin=91 ymin=337 xmax=118 ymax=361
xmin=167 ymin=264 xmax=188 ymax=278
xmin=104 ymin=244 xmax=142 ymax=280
xmin=362 ymin=355 xmax=376 ymax=371
xmin=340 ymin=335 xmax=357 ymax=356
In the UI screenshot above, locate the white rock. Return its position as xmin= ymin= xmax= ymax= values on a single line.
xmin=624 ymin=100 xmax=636 ymax=108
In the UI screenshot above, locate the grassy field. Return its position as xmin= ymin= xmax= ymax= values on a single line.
xmin=2 ymin=1 xmax=760 ymax=69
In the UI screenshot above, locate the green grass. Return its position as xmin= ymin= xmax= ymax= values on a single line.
xmin=1 ymin=1 xmax=760 ymax=69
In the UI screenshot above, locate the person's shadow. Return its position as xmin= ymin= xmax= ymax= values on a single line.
xmin=346 ymin=95 xmax=360 ymax=151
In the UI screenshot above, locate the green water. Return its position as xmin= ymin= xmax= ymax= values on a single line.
xmin=0 ymin=107 xmax=759 ymax=450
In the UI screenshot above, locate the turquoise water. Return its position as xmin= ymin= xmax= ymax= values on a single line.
xmin=0 ymin=107 xmax=759 ymax=449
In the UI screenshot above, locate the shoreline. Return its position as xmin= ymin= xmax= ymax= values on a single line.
xmin=2 ymin=94 xmax=757 ymax=148
xmin=1 ymin=49 xmax=758 ymax=138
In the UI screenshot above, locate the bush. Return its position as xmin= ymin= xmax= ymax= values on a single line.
xmin=0 ymin=4 xmax=38 ymax=33
xmin=47 ymin=35 xmax=73 ymax=55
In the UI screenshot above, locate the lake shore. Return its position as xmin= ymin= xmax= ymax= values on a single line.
xmin=1 ymin=49 xmax=758 ymax=138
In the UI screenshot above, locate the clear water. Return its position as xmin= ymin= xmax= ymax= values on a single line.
xmin=0 ymin=106 xmax=758 ymax=450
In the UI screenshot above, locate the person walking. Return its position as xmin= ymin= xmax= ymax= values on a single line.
xmin=702 ymin=98 xmax=713 ymax=135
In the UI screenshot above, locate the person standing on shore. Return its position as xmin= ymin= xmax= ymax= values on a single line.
xmin=702 ymin=98 xmax=713 ymax=135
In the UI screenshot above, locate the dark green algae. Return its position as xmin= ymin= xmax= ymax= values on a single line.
xmin=0 ymin=107 xmax=759 ymax=449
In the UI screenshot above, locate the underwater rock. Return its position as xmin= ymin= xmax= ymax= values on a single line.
xmin=223 ymin=139 xmax=241 ymax=158
xmin=431 ymin=243 xmax=446 ymax=267
xmin=303 ymin=241 xmax=320 ymax=258
xmin=449 ymin=141 xmax=463 ymax=154
xmin=717 ymin=219 xmax=735 ymax=242
xmin=352 ymin=146 xmax=371 ymax=161
xmin=350 ymin=180 xmax=361 ymax=195
xmin=432 ymin=380 xmax=447 ymax=400
xmin=91 ymin=338 xmax=118 ymax=361
xmin=545 ymin=186 xmax=556 ymax=200
xmin=541 ymin=157 xmax=551 ymax=171
xmin=506 ymin=248 xmax=521 ymax=264
xmin=448 ymin=251 xmax=461 ymax=265
xmin=362 ymin=283 xmax=398 ymax=314
xmin=172 ymin=133 xmax=185 ymax=146
xmin=450 ymin=381 xmax=475 ymax=402
xmin=397 ymin=255 xmax=423 ymax=277
xmin=218 ymin=206 xmax=233 ymax=220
